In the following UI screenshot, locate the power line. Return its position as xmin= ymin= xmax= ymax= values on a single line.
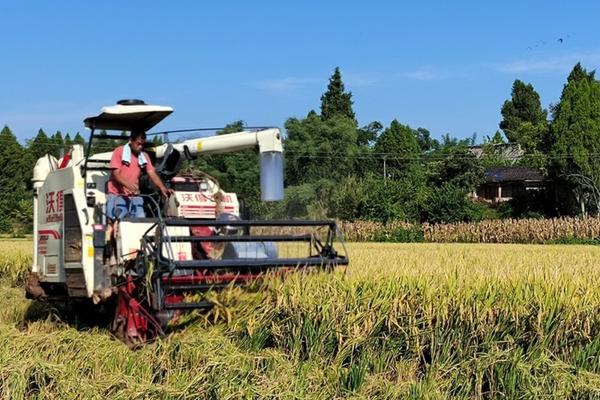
xmin=4 ymin=136 xmax=600 ymax=162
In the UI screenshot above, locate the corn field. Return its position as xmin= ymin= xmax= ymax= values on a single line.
xmin=3 ymin=241 xmax=600 ymax=398
xmin=340 ymin=217 xmax=600 ymax=243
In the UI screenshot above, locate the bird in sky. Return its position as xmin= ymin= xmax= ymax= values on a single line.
xmin=526 ymin=35 xmax=569 ymax=50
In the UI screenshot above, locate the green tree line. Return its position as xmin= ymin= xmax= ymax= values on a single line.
xmin=3 ymin=63 xmax=600 ymax=233
xmin=0 ymin=129 xmax=86 ymax=234
xmin=203 ymin=64 xmax=600 ymax=223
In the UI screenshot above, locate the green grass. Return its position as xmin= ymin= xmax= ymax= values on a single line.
xmin=3 ymin=241 xmax=600 ymax=398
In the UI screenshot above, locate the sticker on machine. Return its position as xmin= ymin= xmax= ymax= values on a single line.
xmin=44 ymin=190 xmax=64 ymax=223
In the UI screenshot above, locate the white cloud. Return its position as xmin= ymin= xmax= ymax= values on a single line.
xmin=405 ymin=70 xmax=440 ymax=80
xmin=398 ymin=68 xmax=448 ymax=81
xmin=343 ymin=72 xmax=382 ymax=87
xmin=250 ymin=71 xmax=384 ymax=92
xmin=250 ymin=67 xmax=462 ymax=94
xmin=249 ymin=77 xmax=320 ymax=91
xmin=496 ymin=51 xmax=600 ymax=74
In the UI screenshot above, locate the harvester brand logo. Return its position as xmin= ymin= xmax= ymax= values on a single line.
xmin=178 ymin=193 xmax=233 ymax=203
xmin=45 ymin=190 xmax=63 ymax=222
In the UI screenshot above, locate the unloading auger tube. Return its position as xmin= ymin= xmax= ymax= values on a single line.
xmin=26 ymin=99 xmax=349 ymax=347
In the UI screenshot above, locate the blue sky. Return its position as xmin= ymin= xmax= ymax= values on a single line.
xmin=1 ymin=1 xmax=599 ymax=143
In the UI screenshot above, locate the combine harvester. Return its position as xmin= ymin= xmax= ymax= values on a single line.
xmin=26 ymin=100 xmax=348 ymax=345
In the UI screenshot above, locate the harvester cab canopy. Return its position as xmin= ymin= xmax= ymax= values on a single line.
xmin=84 ymin=99 xmax=173 ymax=132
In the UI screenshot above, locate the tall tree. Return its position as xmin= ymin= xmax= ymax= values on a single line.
xmin=24 ymin=129 xmax=53 ymax=191
xmin=0 ymin=127 xmax=29 ymax=232
xmin=27 ymin=129 xmax=52 ymax=164
xmin=373 ymin=120 xmax=421 ymax=179
xmin=414 ymin=127 xmax=439 ymax=152
xmin=548 ymin=63 xmax=600 ymax=215
xmin=51 ymin=131 xmax=64 ymax=158
xmin=64 ymin=133 xmax=72 ymax=147
xmin=354 ymin=121 xmax=383 ymax=177
xmin=285 ymin=111 xmax=358 ymax=185
xmin=73 ymin=132 xmax=85 ymax=145
xmin=320 ymin=67 xmax=355 ymax=121
xmin=357 ymin=121 xmax=382 ymax=147
xmin=500 ymin=79 xmax=549 ymax=153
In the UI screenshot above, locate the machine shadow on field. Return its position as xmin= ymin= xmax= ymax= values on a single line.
xmin=21 ymin=299 xmax=116 ymax=332
xmin=20 ymin=297 xmax=213 ymax=338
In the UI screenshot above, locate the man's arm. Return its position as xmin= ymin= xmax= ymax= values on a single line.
xmin=147 ymin=169 xmax=174 ymax=198
xmin=112 ymin=169 xmax=139 ymax=193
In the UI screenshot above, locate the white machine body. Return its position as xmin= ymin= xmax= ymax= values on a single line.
xmin=31 ymin=102 xmax=283 ymax=299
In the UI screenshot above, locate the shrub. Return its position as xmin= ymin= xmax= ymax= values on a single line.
xmin=546 ymin=235 xmax=600 ymax=245
xmin=421 ymin=183 xmax=484 ymax=224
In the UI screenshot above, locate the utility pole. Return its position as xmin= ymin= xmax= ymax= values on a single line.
xmin=383 ymin=156 xmax=387 ymax=181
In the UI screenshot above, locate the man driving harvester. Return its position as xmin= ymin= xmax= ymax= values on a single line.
xmin=103 ymin=130 xmax=174 ymax=272
xmin=107 ymin=130 xmax=173 ymax=220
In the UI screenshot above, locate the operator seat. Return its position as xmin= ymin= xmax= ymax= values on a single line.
xmin=156 ymin=144 xmax=182 ymax=181
xmin=140 ymin=144 xmax=182 ymax=216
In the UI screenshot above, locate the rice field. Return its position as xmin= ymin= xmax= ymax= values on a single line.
xmin=2 ymin=240 xmax=600 ymax=398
